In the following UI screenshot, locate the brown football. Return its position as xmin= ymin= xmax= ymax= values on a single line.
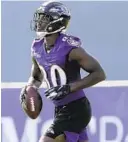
xmin=22 ymin=85 xmax=43 ymax=119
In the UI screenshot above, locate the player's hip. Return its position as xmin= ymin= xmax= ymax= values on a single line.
xmin=54 ymin=97 xmax=92 ymax=132
xmin=53 ymin=90 xmax=86 ymax=106
xmin=55 ymin=96 xmax=91 ymax=114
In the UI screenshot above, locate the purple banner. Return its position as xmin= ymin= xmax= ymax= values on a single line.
xmin=1 ymin=87 xmax=128 ymax=142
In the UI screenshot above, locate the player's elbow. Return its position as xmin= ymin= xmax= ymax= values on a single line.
xmin=97 ymin=69 xmax=106 ymax=82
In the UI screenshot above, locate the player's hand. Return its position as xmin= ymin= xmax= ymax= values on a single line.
xmin=45 ymin=85 xmax=71 ymax=100
xmin=20 ymin=86 xmax=27 ymax=104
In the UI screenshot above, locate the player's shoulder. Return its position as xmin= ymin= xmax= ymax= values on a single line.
xmin=61 ymin=33 xmax=82 ymax=48
xmin=31 ymin=38 xmax=44 ymax=50
xmin=31 ymin=38 xmax=44 ymax=58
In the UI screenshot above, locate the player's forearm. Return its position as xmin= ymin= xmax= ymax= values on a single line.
xmin=27 ymin=65 xmax=43 ymax=88
xmin=27 ymin=76 xmax=42 ymax=88
xmin=69 ymin=70 xmax=106 ymax=92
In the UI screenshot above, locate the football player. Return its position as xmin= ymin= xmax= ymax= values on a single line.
xmin=20 ymin=1 xmax=106 ymax=142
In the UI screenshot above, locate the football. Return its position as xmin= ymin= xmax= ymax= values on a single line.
xmin=22 ymin=85 xmax=43 ymax=119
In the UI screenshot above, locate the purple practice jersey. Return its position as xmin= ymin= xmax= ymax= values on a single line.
xmin=31 ymin=33 xmax=85 ymax=106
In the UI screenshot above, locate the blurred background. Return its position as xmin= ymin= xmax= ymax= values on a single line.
xmin=1 ymin=1 xmax=128 ymax=142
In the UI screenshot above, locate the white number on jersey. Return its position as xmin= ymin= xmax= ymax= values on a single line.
xmin=39 ymin=64 xmax=67 ymax=89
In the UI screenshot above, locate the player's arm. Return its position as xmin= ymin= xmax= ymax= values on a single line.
xmin=27 ymin=56 xmax=43 ymax=88
xmin=68 ymin=47 xmax=106 ymax=92
xmin=20 ymin=56 xmax=43 ymax=104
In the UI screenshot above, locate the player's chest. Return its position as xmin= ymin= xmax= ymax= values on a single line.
xmin=34 ymin=51 xmax=67 ymax=70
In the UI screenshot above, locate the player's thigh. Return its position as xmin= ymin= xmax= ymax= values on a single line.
xmin=39 ymin=135 xmax=66 ymax=142
xmin=39 ymin=135 xmax=54 ymax=142
xmin=42 ymin=112 xmax=79 ymax=141
xmin=55 ymin=134 xmax=66 ymax=142
xmin=43 ymin=97 xmax=91 ymax=141
xmin=67 ymin=97 xmax=92 ymax=133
